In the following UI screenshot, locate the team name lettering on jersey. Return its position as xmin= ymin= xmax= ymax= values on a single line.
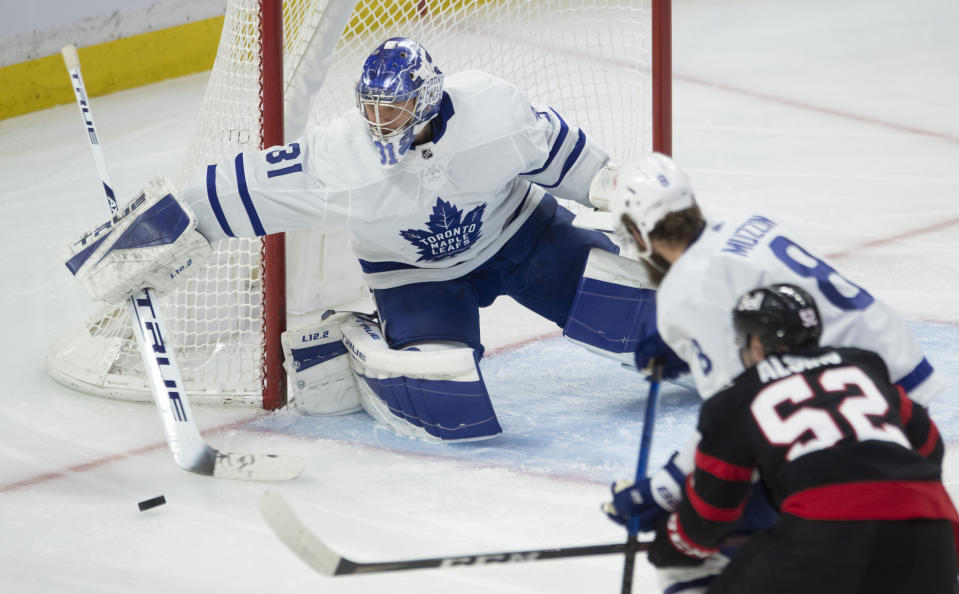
xmin=721 ymin=215 xmax=777 ymax=257
xmin=757 ymin=351 xmax=843 ymax=383
xmin=400 ymin=197 xmax=486 ymax=262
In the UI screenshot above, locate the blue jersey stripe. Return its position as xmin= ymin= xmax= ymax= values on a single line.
xmin=430 ymin=93 xmax=456 ymax=143
xmin=502 ymin=185 xmax=532 ymax=228
xmin=896 ymin=357 xmax=934 ymax=393
xmin=520 ymin=107 xmax=568 ymax=176
xmin=358 ymin=256 xmax=474 ymax=274
xmin=358 ymin=259 xmax=420 ymax=274
xmin=538 ymin=129 xmax=586 ymax=189
xmin=206 ymin=164 xmax=235 ymax=238
xmin=234 ymin=153 xmax=267 ymax=236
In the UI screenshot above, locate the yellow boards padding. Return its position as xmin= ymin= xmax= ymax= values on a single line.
xmin=0 ymin=16 xmax=223 ymax=121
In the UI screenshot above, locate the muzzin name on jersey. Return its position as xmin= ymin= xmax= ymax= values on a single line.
xmin=721 ymin=215 xmax=777 ymax=257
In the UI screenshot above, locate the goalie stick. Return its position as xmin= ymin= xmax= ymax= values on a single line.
xmin=60 ymin=44 xmax=303 ymax=481
xmin=259 ymin=490 xmax=649 ymax=575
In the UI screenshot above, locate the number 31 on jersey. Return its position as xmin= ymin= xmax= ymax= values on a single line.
xmin=265 ymin=142 xmax=303 ymax=178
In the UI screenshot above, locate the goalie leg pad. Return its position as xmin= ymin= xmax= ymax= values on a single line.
xmin=282 ymin=311 xmax=362 ymax=415
xmin=64 ymin=177 xmax=211 ymax=303
xmin=563 ymin=247 xmax=657 ymax=369
xmin=340 ymin=315 xmax=502 ymax=442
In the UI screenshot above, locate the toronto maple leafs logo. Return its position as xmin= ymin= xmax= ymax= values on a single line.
xmin=400 ymin=197 xmax=486 ymax=262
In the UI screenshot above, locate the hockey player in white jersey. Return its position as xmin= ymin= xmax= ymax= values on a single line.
xmin=65 ymin=38 xmax=672 ymax=442
xmin=599 ymin=153 xmax=944 ymax=593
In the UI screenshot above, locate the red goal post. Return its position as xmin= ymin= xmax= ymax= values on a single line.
xmin=260 ymin=0 xmax=287 ymax=410
xmin=46 ymin=0 xmax=672 ymax=410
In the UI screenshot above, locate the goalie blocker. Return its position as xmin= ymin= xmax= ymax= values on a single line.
xmin=283 ymin=312 xmax=501 ymax=441
xmin=64 ymin=177 xmax=211 ymax=303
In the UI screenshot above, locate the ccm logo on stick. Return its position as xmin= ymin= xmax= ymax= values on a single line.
xmin=440 ymin=553 xmax=541 ymax=567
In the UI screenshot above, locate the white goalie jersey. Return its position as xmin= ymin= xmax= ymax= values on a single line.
xmin=180 ymin=70 xmax=608 ymax=290
xmin=657 ymin=212 xmax=942 ymax=405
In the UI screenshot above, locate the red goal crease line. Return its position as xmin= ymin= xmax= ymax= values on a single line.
xmin=0 ymin=331 xmax=562 ymax=495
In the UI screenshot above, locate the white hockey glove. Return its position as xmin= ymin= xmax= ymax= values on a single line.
xmin=587 ymin=162 xmax=619 ymax=211
xmin=64 ymin=177 xmax=211 ymax=303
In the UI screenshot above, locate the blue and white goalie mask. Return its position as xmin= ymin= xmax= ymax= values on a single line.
xmin=355 ymin=37 xmax=444 ymax=168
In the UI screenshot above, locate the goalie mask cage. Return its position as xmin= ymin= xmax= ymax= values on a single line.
xmin=46 ymin=0 xmax=672 ymax=410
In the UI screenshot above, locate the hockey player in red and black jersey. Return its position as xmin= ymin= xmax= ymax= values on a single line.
xmin=648 ymin=283 xmax=959 ymax=593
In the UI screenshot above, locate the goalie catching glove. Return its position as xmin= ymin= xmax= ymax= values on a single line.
xmin=64 ymin=177 xmax=211 ymax=303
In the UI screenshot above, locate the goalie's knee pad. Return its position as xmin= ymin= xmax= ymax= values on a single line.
xmin=282 ymin=311 xmax=362 ymax=415
xmin=563 ymin=248 xmax=657 ymax=369
xmin=340 ymin=314 xmax=502 ymax=442
xmin=64 ymin=177 xmax=211 ymax=303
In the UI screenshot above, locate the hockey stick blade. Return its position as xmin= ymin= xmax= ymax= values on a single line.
xmin=177 ymin=445 xmax=304 ymax=481
xmin=129 ymin=289 xmax=303 ymax=481
xmin=212 ymin=452 xmax=305 ymax=481
xmin=259 ymin=491 xmax=647 ymax=576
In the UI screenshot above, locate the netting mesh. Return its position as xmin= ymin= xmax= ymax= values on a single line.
xmin=46 ymin=0 xmax=654 ymax=407
xmin=309 ymin=1 xmax=649 ymax=156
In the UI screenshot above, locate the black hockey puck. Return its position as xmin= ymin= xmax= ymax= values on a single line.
xmin=138 ymin=495 xmax=166 ymax=511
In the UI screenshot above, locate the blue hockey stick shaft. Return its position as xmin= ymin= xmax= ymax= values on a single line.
xmin=633 ymin=376 xmax=662 ymax=484
xmin=621 ymin=363 xmax=663 ymax=593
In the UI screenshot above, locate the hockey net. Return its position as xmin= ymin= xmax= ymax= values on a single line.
xmin=46 ymin=0 xmax=664 ymax=408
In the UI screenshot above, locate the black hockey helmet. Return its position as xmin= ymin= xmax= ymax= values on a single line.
xmin=732 ymin=284 xmax=822 ymax=354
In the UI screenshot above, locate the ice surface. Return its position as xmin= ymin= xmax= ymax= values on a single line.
xmin=1 ymin=0 xmax=957 ymax=592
